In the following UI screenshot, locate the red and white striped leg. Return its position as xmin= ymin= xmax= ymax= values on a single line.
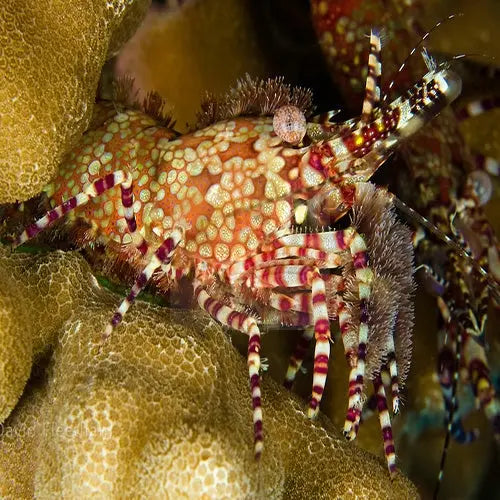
xmin=341 ymin=231 xmax=374 ymax=440
xmin=386 ymin=344 xmax=401 ymax=414
xmin=194 ymin=280 xmax=264 ymax=459
xmin=119 ymin=172 xmax=149 ymax=255
xmin=464 ymin=335 xmax=500 ymax=439
xmin=14 ymin=171 xmax=133 ymax=248
xmin=227 ymin=246 xmax=342 ymax=284
xmin=254 ymin=228 xmax=373 ymax=426
xmin=102 ymin=228 xmax=183 ymax=342
xmin=284 ymin=326 xmax=314 ymax=389
xmin=373 ymin=373 xmax=397 ymax=476
xmin=282 ymin=292 xmax=344 ymax=389
xmin=359 ymin=29 xmax=382 ymax=125
xmin=242 ymin=263 xmax=332 ymax=418
xmin=274 ymin=231 xmax=375 ymax=437
xmin=266 ymin=291 xmax=318 ymax=389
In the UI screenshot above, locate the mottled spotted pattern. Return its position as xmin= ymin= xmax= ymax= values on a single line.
xmin=17 ymin=52 xmax=462 ymax=469
xmin=46 ymin=114 xmax=301 ymax=267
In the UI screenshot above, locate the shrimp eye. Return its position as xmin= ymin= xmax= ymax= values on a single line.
xmin=273 ymin=105 xmax=307 ymax=145
xmin=468 ymin=170 xmax=492 ymax=206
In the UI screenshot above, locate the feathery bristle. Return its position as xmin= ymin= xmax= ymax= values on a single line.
xmin=111 ymin=77 xmax=175 ymax=129
xmin=141 ymin=90 xmax=176 ymax=129
xmin=346 ymin=183 xmax=415 ymax=385
xmin=195 ymin=74 xmax=314 ymax=129
xmin=112 ymin=75 xmax=137 ymax=107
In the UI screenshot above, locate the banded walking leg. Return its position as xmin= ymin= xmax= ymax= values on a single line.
xmin=14 ymin=171 xmax=140 ymax=249
xmin=283 ymin=326 xmax=314 ymax=390
xmin=282 ymin=288 xmax=346 ymax=389
xmin=227 ymin=245 xmax=342 ymax=284
xmin=266 ymin=228 xmax=374 ymax=434
xmin=359 ymin=29 xmax=382 ymax=125
xmin=385 ymin=337 xmax=401 ymax=414
xmin=102 ymin=228 xmax=183 ymax=341
xmin=193 ymin=279 xmax=264 ymax=459
xmin=373 ymin=373 xmax=397 ymax=476
xmin=464 ymin=335 xmax=500 ymax=439
xmin=258 ymin=285 xmax=339 ymax=390
xmin=437 ymin=340 xmax=478 ymax=444
xmin=434 ymin=312 xmax=465 ymax=498
xmin=243 ymin=263 xmax=332 ymax=418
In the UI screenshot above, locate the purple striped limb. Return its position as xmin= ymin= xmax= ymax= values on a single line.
xmin=257 ymin=227 xmax=373 ymax=425
xmin=227 ymin=245 xmax=342 ymax=285
xmin=284 ymin=326 xmax=314 ymax=389
xmin=385 ymin=340 xmax=400 ymax=414
xmin=120 ymin=172 xmax=149 ymax=255
xmin=193 ymin=281 xmax=264 ymax=459
xmin=273 ymin=293 xmax=344 ymax=390
xmin=306 ymin=269 xmax=331 ymax=418
xmin=342 ymin=232 xmax=374 ymax=439
xmin=455 ymin=96 xmax=500 ymax=121
xmin=14 ymin=169 xmax=150 ymax=258
xmin=14 ymin=171 xmax=134 ymax=248
xmin=240 ymin=262 xmax=332 ymax=418
xmin=272 ymin=229 xmax=356 ymax=253
xmin=359 ymin=29 xmax=382 ymax=125
xmin=438 ymin=344 xmax=479 ymax=444
xmin=266 ymin=228 xmax=373 ymax=433
xmin=267 ymin=288 xmax=344 ymax=318
xmin=268 ymin=291 xmax=311 ymax=314
xmin=101 ymin=228 xmax=183 ymax=342
xmin=160 ymin=262 xmax=190 ymax=283
xmin=465 ymin=338 xmax=500 ymax=439
xmin=373 ymin=374 xmax=397 ymax=476
xmin=434 ymin=319 xmax=463 ymax=498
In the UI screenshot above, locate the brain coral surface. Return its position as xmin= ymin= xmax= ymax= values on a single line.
xmin=0 ymin=247 xmax=418 ymax=498
xmin=0 ymin=0 xmax=151 ymax=203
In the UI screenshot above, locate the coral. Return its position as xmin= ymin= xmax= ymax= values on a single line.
xmin=0 ymin=247 xmax=418 ymax=497
xmin=0 ymin=0 xmax=151 ymax=204
xmin=115 ymin=0 xmax=270 ymax=129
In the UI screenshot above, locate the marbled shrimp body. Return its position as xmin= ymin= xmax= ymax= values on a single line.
xmin=43 ymin=108 xmax=399 ymax=271
xmin=16 ymin=59 xmax=461 ymax=469
xmin=44 ymin=64 xmax=458 ymax=273
xmin=45 ymin=113 xmax=300 ymax=269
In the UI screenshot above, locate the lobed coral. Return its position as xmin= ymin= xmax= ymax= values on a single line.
xmin=0 ymin=247 xmax=418 ymax=498
xmin=0 ymin=0 xmax=151 ymax=204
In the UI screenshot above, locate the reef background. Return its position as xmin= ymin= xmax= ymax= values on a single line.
xmin=0 ymin=0 xmax=498 ymax=498
xmin=115 ymin=0 xmax=500 ymax=497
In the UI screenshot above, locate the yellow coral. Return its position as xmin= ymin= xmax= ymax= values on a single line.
xmin=0 ymin=248 xmax=418 ymax=497
xmin=0 ymin=0 xmax=151 ymax=204
xmin=116 ymin=0 xmax=269 ymax=129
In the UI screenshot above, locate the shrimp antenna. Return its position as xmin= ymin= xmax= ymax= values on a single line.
xmin=383 ymin=13 xmax=463 ymax=103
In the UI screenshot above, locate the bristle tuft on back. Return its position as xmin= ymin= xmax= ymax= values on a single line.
xmin=195 ymin=74 xmax=314 ymax=129
xmin=111 ymin=76 xmax=175 ymax=129
xmin=141 ymin=90 xmax=176 ymax=129
xmin=112 ymin=75 xmax=138 ymax=108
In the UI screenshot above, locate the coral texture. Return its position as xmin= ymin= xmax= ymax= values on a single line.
xmin=0 ymin=248 xmax=418 ymax=498
xmin=0 ymin=0 xmax=151 ymax=204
